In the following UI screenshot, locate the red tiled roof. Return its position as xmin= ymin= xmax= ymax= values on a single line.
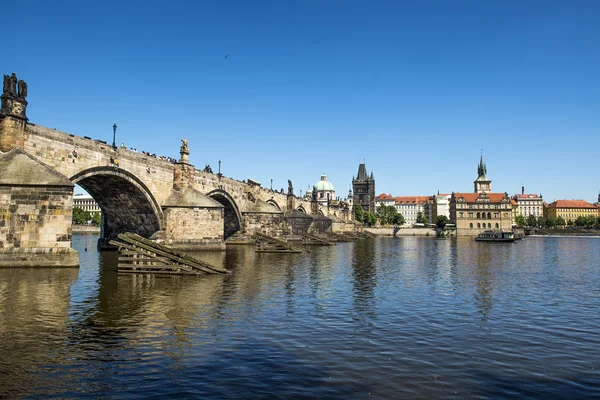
xmin=516 ymin=194 xmax=540 ymax=199
xmin=375 ymin=193 xmax=394 ymax=201
xmin=453 ymin=192 xmax=508 ymax=202
xmin=395 ymin=196 xmax=429 ymax=205
xmin=547 ymin=199 xmax=595 ymax=209
xmin=510 ymin=199 xmax=518 ymax=206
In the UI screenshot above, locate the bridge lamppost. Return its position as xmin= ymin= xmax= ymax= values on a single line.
xmin=112 ymin=123 xmax=117 ymax=149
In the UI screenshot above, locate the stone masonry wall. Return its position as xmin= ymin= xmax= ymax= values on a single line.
xmin=0 ymin=185 xmax=78 ymax=266
xmin=242 ymin=212 xmax=285 ymax=237
xmin=0 ymin=185 xmax=73 ymax=249
xmin=0 ymin=117 xmax=26 ymax=152
xmin=23 ymin=124 xmax=174 ymax=205
xmin=162 ymin=207 xmax=224 ymax=245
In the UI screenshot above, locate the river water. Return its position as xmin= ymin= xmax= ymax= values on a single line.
xmin=1 ymin=233 xmax=599 ymax=399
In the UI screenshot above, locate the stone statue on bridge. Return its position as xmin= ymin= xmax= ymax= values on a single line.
xmin=3 ymin=73 xmax=17 ymax=97
xmin=288 ymin=180 xmax=293 ymax=196
xmin=179 ymin=137 xmax=190 ymax=164
xmin=17 ymin=80 xmax=27 ymax=100
xmin=181 ymin=138 xmax=189 ymax=153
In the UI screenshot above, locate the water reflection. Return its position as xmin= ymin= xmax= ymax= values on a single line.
xmin=351 ymin=238 xmax=378 ymax=320
xmin=2 ymin=234 xmax=600 ymax=398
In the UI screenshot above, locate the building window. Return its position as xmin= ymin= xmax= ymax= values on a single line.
xmin=470 ymin=223 xmax=473 ymax=228
xmin=488 ymin=223 xmax=491 ymax=228
xmin=477 ymin=212 xmax=481 ymax=218
xmin=495 ymin=223 xmax=499 ymax=228
xmin=477 ymin=223 xmax=481 ymax=228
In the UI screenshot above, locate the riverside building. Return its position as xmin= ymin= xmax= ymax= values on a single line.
xmin=513 ymin=187 xmax=544 ymax=218
xmin=73 ymin=193 xmax=101 ymax=217
xmin=546 ymin=200 xmax=598 ymax=223
xmin=449 ymin=155 xmax=512 ymax=235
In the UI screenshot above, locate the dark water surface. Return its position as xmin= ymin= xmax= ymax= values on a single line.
xmin=1 ymin=234 xmax=599 ymax=399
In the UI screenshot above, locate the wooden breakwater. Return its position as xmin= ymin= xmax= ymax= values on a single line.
xmin=251 ymin=233 xmax=305 ymax=253
xmin=110 ymin=233 xmax=229 ymax=275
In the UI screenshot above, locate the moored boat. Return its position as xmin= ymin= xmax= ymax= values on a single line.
xmin=475 ymin=230 xmax=518 ymax=242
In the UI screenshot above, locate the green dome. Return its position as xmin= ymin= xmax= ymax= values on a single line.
xmin=315 ymin=174 xmax=334 ymax=192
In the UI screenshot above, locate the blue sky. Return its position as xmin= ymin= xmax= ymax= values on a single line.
xmin=3 ymin=1 xmax=599 ymax=202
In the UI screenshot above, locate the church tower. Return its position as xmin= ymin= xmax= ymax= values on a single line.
xmin=352 ymin=162 xmax=375 ymax=214
xmin=474 ymin=155 xmax=492 ymax=193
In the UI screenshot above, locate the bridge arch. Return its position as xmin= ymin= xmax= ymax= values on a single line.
xmin=296 ymin=205 xmax=307 ymax=213
xmin=266 ymin=199 xmax=281 ymax=211
xmin=207 ymin=189 xmax=242 ymax=239
xmin=70 ymin=167 xmax=163 ymax=241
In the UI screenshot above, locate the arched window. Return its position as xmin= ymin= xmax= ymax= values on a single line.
xmin=487 ymin=212 xmax=492 ymax=219
xmin=477 ymin=212 xmax=481 ymax=218
xmin=477 ymin=223 xmax=481 ymax=228
xmin=488 ymin=223 xmax=492 ymax=228
xmin=470 ymin=223 xmax=473 ymax=228
xmin=495 ymin=223 xmax=499 ymax=228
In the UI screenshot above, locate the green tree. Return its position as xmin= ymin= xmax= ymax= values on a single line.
xmin=91 ymin=212 xmax=102 ymax=226
xmin=416 ymin=211 xmax=427 ymax=224
xmin=515 ymin=214 xmax=526 ymax=228
xmin=376 ymin=204 xmax=398 ymax=226
xmin=526 ymin=214 xmax=537 ymax=227
xmin=567 ymin=219 xmax=574 ymax=226
xmin=436 ymin=215 xmax=449 ymax=229
xmin=364 ymin=212 xmax=377 ymax=227
xmin=556 ymin=216 xmax=566 ymax=227
xmin=545 ymin=216 xmax=556 ymax=228
xmin=537 ymin=216 xmax=546 ymax=228
xmin=72 ymin=207 xmax=91 ymax=225
xmin=393 ymin=213 xmax=406 ymax=227
xmin=353 ymin=204 xmax=364 ymax=223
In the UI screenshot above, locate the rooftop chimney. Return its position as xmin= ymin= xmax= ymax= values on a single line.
xmin=522 ymin=186 xmax=525 ymax=195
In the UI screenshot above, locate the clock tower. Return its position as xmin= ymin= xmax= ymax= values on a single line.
xmin=474 ymin=154 xmax=492 ymax=194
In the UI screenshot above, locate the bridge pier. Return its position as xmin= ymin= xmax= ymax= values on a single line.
xmin=0 ymin=148 xmax=79 ymax=267
xmin=157 ymin=144 xmax=226 ymax=250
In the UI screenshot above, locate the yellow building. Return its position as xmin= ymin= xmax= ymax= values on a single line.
xmin=449 ymin=155 xmax=512 ymax=235
xmin=546 ymin=200 xmax=598 ymax=223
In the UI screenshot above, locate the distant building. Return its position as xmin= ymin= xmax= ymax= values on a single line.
xmin=312 ymin=173 xmax=335 ymax=206
xmin=374 ymin=193 xmax=395 ymax=207
xmin=513 ymin=187 xmax=544 ymax=219
xmin=546 ymin=200 xmax=598 ymax=223
xmin=375 ymin=193 xmax=428 ymax=226
xmin=449 ymin=155 xmax=512 ymax=235
xmin=73 ymin=194 xmax=101 ymax=217
xmin=394 ymin=196 xmax=429 ymax=226
xmin=425 ymin=193 xmax=451 ymax=224
xmin=352 ymin=163 xmax=375 ymax=214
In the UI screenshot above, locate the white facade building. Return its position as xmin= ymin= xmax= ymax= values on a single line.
xmin=73 ymin=194 xmax=102 ymax=217
xmin=395 ymin=196 xmax=429 ymax=226
xmin=514 ymin=193 xmax=543 ymax=218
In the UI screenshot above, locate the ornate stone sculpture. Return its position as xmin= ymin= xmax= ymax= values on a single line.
xmin=179 ymin=137 xmax=190 ymax=164
xmin=288 ymin=179 xmax=293 ymax=195
xmin=2 ymin=75 xmax=10 ymax=95
xmin=8 ymin=73 xmax=17 ymax=97
xmin=181 ymin=137 xmax=189 ymax=154
xmin=17 ymin=80 xmax=27 ymax=100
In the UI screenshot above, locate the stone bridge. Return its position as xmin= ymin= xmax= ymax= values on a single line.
xmin=0 ymin=74 xmax=356 ymax=266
